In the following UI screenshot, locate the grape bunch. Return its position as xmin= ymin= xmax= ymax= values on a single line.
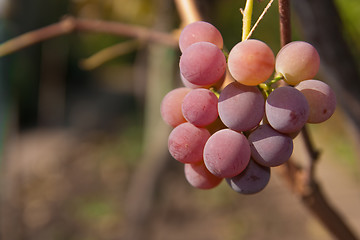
xmin=160 ymin=21 xmax=336 ymax=194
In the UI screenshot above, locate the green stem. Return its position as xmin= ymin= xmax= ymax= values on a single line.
xmin=242 ymin=0 xmax=253 ymax=41
xmin=210 ymin=87 xmax=220 ymax=98
xmin=258 ymin=74 xmax=284 ymax=98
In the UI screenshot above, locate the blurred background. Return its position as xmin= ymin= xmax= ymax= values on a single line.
xmin=0 ymin=0 xmax=360 ymax=239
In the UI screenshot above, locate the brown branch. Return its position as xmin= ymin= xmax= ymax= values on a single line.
xmin=278 ymin=0 xmax=291 ymax=46
xmin=0 ymin=16 xmax=178 ymax=57
xmin=174 ymin=0 xmax=202 ymax=26
xmin=79 ymin=40 xmax=141 ymax=70
xmin=277 ymin=0 xmax=359 ymax=239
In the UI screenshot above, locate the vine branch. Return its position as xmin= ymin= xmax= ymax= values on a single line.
xmin=174 ymin=0 xmax=202 ymax=26
xmin=278 ymin=0 xmax=291 ymax=46
xmin=277 ymin=0 xmax=358 ymax=239
xmin=0 ymin=16 xmax=178 ymax=58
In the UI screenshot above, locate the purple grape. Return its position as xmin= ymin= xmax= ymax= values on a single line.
xmin=203 ymin=129 xmax=251 ymax=178
xmin=266 ymin=86 xmax=309 ymax=134
xmin=179 ymin=42 xmax=226 ymax=86
xmin=168 ymin=122 xmax=210 ymax=163
xmin=218 ymin=81 xmax=265 ymax=132
xmin=248 ymin=124 xmax=293 ymax=167
xmin=295 ymin=79 xmax=336 ymax=123
xmin=182 ymin=89 xmax=219 ymax=127
xmin=226 ymin=159 xmax=271 ymax=194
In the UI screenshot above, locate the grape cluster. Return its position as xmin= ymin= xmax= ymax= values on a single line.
xmin=160 ymin=21 xmax=336 ymax=194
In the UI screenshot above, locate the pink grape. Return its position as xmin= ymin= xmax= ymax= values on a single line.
xmin=203 ymin=129 xmax=251 ymax=178
xmin=179 ymin=42 xmax=226 ymax=86
xmin=168 ymin=122 xmax=210 ymax=163
xmin=248 ymin=124 xmax=293 ymax=167
xmin=275 ymin=41 xmax=320 ymax=85
xmin=184 ymin=161 xmax=223 ymax=190
xmin=181 ymin=73 xmax=202 ymax=89
xmin=226 ymin=158 xmax=270 ymax=194
xmin=160 ymin=87 xmax=191 ymax=127
xmin=179 ymin=21 xmax=223 ymax=53
xmin=295 ymin=80 xmax=336 ymax=123
xmin=180 ymin=72 xmax=225 ymax=90
xmin=218 ymin=81 xmax=265 ymax=132
xmin=182 ymin=89 xmax=219 ymax=127
xmin=227 ymin=39 xmax=275 ymax=86
xmin=266 ymin=86 xmax=309 ymax=134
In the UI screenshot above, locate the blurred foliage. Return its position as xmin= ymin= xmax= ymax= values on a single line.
xmin=335 ymin=0 xmax=360 ymax=47
xmin=71 ymin=0 xmax=155 ymax=25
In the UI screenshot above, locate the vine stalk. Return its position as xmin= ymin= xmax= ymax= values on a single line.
xmin=277 ymin=0 xmax=358 ymax=239
xmin=242 ymin=0 xmax=253 ymax=40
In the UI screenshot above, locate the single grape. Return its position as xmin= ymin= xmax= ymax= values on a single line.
xmin=182 ymin=89 xmax=219 ymax=127
xmin=179 ymin=42 xmax=226 ymax=86
xmin=184 ymin=161 xmax=223 ymax=190
xmin=266 ymin=86 xmax=309 ymax=134
xmin=248 ymin=124 xmax=293 ymax=167
xmin=160 ymin=87 xmax=191 ymax=127
xmin=203 ymin=129 xmax=251 ymax=178
xmin=227 ymin=39 xmax=275 ymax=86
xmin=218 ymin=81 xmax=265 ymax=132
xmin=180 ymin=72 xmax=225 ymax=90
xmin=226 ymin=158 xmax=271 ymax=195
xmin=275 ymin=41 xmax=320 ymax=85
xmin=181 ymin=73 xmax=202 ymax=89
xmin=295 ymin=79 xmax=336 ymax=123
xmin=168 ymin=122 xmax=210 ymax=163
xmin=179 ymin=21 xmax=223 ymax=53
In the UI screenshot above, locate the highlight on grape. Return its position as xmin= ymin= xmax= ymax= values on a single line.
xmin=160 ymin=21 xmax=336 ymax=195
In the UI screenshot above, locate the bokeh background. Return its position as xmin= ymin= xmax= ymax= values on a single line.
xmin=0 ymin=0 xmax=360 ymax=239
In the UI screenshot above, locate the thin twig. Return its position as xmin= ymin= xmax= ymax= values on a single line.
xmin=79 ymin=40 xmax=141 ymax=70
xmin=0 ymin=17 xmax=75 ymax=57
xmin=245 ymin=0 xmax=274 ymax=40
xmin=0 ymin=16 xmax=178 ymax=57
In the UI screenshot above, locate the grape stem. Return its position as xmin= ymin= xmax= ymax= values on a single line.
xmin=242 ymin=0 xmax=253 ymax=41
xmin=258 ymin=74 xmax=284 ymax=97
xmin=245 ymin=0 xmax=275 ymax=41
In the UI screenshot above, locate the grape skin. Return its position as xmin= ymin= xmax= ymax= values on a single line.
xmin=275 ymin=41 xmax=320 ymax=86
xmin=184 ymin=161 xmax=223 ymax=190
xmin=226 ymin=159 xmax=270 ymax=195
xmin=203 ymin=129 xmax=251 ymax=178
xmin=179 ymin=42 xmax=226 ymax=86
xmin=160 ymin=87 xmax=191 ymax=127
xmin=295 ymin=80 xmax=336 ymax=123
xmin=182 ymin=89 xmax=219 ymax=127
xmin=168 ymin=122 xmax=210 ymax=164
xmin=179 ymin=21 xmax=223 ymax=53
xmin=180 ymin=72 xmax=225 ymax=90
xmin=266 ymin=86 xmax=309 ymax=134
xmin=248 ymin=124 xmax=293 ymax=167
xmin=227 ymin=39 xmax=275 ymax=86
xmin=218 ymin=81 xmax=265 ymax=132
